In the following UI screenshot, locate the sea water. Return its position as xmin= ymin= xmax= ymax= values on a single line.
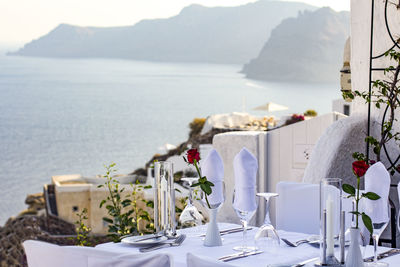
xmin=0 ymin=53 xmax=340 ymax=224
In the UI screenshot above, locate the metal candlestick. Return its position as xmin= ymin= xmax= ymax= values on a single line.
xmin=317 ymin=211 xmax=342 ymax=266
xmin=340 ymin=211 xmax=345 ymax=264
xmin=322 ymin=210 xmax=327 ymax=265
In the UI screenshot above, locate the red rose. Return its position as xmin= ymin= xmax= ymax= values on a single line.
xmin=352 ymin=160 xmax=369 ymax=177
xmin=186 ymin=149 xmax=200 ymax=164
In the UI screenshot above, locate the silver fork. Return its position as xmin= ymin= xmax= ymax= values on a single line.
xmin=139 ymin=234 xmax=186 ymax=252
xmin=281 ymin=238 xmax=309 ymax=247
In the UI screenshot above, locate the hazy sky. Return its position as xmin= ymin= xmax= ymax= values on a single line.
xmin=0 ymin=0 xmax=350 ymax=45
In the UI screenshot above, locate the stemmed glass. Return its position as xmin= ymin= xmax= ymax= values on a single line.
xmin=232 ymin=190 xmax=258 ymax=252
xmin=179 ymin=177 xmax=203 ymax=228
xmin=254 ymin=193 xmax=280 ymax=250
xmin=364 ymin=204 xmax=390 ymax=267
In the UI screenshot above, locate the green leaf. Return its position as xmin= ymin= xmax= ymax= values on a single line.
xmin=362 ymin=192 xmax=381 ymax=200
xmin=175 ymin=188 xmax=182 ymax=193
xmin=144 ymin=185 xmax=152 ymax=189
xmin=200 ymin=184 xmax=212 ymax=195
xmin=99 ymin=199 xmax=106 ymax=208
xmin=103 ymin=217 xmax=113 ymax=224
xmin=349 ymin=211 xmax=361 ymax=216
xmin=191 ymin=182 xmax=200 ymax=187
xmin=146 ymin=201 xmax=154 ymax=208
xmin=121 ymin=199 xmax=131 ymax=207
xmin=362 ymin=213 xmax=373 ymax=235
xmin=342 ymin=184 xmax=356 ymax=195
xmin=206 ymin=181 xmax=215 ymax=187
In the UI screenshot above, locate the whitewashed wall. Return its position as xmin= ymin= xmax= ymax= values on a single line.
xmin=213 ymin=131 xmax=267 ymax=226
xmin=350 ymin=0 xmax=400 ymax=181
xmin=212 ymin=113 xmax=345 ymax=226
xmin=350 ymin=0 xmax=400 ymax=243
xmin=351 ymin=0 xmax=400 ymax=120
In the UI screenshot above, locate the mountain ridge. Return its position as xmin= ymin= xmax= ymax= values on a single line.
xmin=9 ymin=0 xmax=316 ymax=64
xmin=241 ymin=7 xmax=350 ymax=82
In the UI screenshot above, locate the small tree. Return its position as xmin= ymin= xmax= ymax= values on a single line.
xmin=98 ymin=163 xmax=135 ymax=242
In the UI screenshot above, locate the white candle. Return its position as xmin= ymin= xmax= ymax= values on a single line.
xmin=326 ymin=195 xmax=335 ymax=256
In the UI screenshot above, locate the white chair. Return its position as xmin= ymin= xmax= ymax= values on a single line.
xmin=186 ymin=252 xmax=236 ymax=267
xmin=276 ymin=181 xmax=353 ymax=235
xmin=23 ymin=240 xmax=172 ymax=267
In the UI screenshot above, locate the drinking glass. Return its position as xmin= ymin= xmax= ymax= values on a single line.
xmin=201 ymin=181 xmax=226 ymax=209
xmin=154 ymin=161 xmax=176 ymax=237
xmin=179 ymin=177 xmax=203 ymax=228
xmin=364 ymin=204 xmax=390 ymax=267
xmin=232 ymin=189 xmax=258 ymax=252
xmin=254 ymin=193 xmax=280 ymax=250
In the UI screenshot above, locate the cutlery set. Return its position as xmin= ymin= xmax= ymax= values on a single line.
xmin=130 ymin=230 xmax=400 ymax=265
xmin=197 ymin=226 xmax=253 ymax=238
xmin=138 ymin=226 xmax=251 ymax=253
xmin=281 ymin=238 xmax=315 ymax=247
xmin=218 ymin=250 xmax=264 ymax=262
xmin=139 ymin=234 xmax=187 ymax=252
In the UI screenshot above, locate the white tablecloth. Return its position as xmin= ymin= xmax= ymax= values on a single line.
xmin=96 ymin=223 xmax=398 ymax=266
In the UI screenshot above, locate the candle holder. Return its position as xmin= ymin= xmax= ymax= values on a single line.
xmin=317 ymin=178 xmax=344 ymax=267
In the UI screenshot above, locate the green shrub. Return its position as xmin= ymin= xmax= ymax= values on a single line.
xmin=75 ymin=208 xmax=91 ymax=246
xmin=304 ymin=109 xmax=318 ymax=117
xmin=189 ymin=118 xmax=206 ymax=138
xmin=98 ymin=163 xmax=154 ymax=242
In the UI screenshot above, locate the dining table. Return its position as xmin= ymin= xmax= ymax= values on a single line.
xmin=95 ymin=223 xmax=399 ymax=266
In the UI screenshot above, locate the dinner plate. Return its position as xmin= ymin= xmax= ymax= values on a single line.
xmin=121 ymin=234 xmax=168 ymax=246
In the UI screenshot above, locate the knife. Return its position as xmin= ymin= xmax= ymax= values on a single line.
xmin=198 ymin=227 xmax=253 ymax=237
xmin=292 ymin=257 xmax=319 ymax=267
xmin=220 ymin=250 xmax=263 ymax=262
xmin=364 ymin=248 xmax=400 ymax=262
xmin=121 ymin=233 xmax=162 ymax=242
xmin=266 ymin=257 xmax=319 ymax=267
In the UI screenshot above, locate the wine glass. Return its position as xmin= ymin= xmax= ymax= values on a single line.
xmin=364 ymin=204 xmax=390 ymax=267
xmin=179 ymin=177 xmax=203 ymax=228
xmin=232 ymin=189 xmax=258 ymax=252
xmin=254 ymin=193 xmax=280 ymax=250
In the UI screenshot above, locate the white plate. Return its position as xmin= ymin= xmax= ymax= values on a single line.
xmin=121 ymin=234 xmax=168 ymax=246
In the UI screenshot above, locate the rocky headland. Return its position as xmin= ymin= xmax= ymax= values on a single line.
xmin=242 ymin=7 xmax=350 ymax=82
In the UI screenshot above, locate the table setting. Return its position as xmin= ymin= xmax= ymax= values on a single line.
xmin=94 ymin=148 xmax=399 ymax=267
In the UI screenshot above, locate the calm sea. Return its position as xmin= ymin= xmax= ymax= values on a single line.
xmin=0 ymin=53 xmax=340 ymax=225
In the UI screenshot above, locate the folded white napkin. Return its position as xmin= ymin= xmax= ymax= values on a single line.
xmin=364 ymin=162 xmax=390 ymax=223
xmin=201 ymin=149 xmax=224 ymax=206
xmin=232 ymin=147 xmax=258 ymax=212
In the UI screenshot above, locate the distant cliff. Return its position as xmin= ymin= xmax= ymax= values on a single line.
xmin=242 ymin=7 xmax=350 ymax=82
xmin=9 ymin=1 xmax=315 ymax=64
